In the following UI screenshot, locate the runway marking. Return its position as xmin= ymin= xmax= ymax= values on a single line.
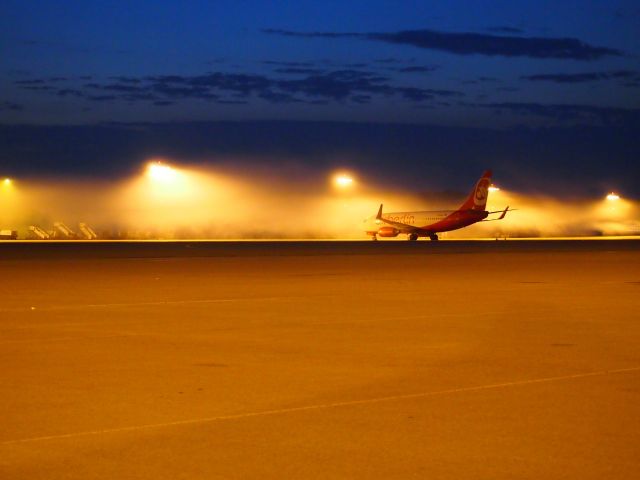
xmin=4 ymin=310 xmax=509 ymax=335
xmin=0 ymin=296 xmax=304 ymax=313
xmin=3 ymin=295 xmax=510 ymax=325
xmin=2 ymin=366 xmax=638 ymax=446
xmin=0 ymin=333 xmax=138 ymax=345
xmin=1 ymin=286 xmax=616 ymax=316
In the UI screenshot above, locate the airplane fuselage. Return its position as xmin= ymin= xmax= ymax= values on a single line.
xmin=364 ymin=209 xmax=488 ymax=237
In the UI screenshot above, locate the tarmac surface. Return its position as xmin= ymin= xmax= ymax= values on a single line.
xmin=1 ymin=239 xmax=639 ymax=479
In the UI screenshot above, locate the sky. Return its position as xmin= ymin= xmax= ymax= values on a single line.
xmin=1 ymin=0 xmax=639 ymax=195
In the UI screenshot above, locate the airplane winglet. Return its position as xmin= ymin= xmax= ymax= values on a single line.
xmin=498 ymin=206 xmax=509 ymax=220
xmin=376 ymin=204 xmax=383 ymax=220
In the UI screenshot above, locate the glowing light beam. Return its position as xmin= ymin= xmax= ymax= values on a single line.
xmin=606 ymin=192 xmax=620 ymax=201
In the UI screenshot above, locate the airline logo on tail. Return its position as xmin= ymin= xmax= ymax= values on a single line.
xmin=458 ymin=170 xmax=492 ymax=211
xmin=473 ymin=177 xmax=490 ymax=208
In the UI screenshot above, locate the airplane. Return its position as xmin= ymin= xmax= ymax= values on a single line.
xmin=363 ymin=170 xmax=511 ymax=241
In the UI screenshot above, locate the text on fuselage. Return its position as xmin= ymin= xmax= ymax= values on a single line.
xmin=384 ymin=214 xmax=415 ymax=224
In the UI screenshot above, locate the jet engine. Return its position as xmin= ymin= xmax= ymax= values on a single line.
xmin=377 ymin=226 xmax=400 ymax=237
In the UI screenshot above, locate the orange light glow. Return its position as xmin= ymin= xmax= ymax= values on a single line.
xmin=147 ymin=162 xmax=178 ymax=183
xmin=333 ymin=173 xmax=354 ymax=189
xmin=606 ymin=192 xmax=620 ymax=201
xmin=488 ymin=184 xmax=500 ymax=193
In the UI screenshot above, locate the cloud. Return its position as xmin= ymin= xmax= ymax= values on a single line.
xmin=262 ymin=60 xmax=315 ymax=67
xmin=14 ymin=79 xmax=46 ymax=85
xmin=273 ymin=67 xmax=325 ymax=75
xmin=276 ymin=70 xmax=391 ymax=100
xmin=0 ymin=101 xmax=24 ymax=111
xmin=397 ymin=87 xmax=435 ymax=101
xmin=350 ymin=94 xmax=372 ymax=104
xmin=149 ymin=83 xmax=217 ymax=99
xmin=486 ymin=26 xmax=524 ymax=34
xmin=100 ymin=83 xmax=147 ymax=93
xmin=109 ymin=76 xmax=142 ymax=84
xmin=206 ymin=58 xmax=227 ymax=65
xmin=263 ymin=28 xmax=622 ymax=60
xmin=17 ymin=38 xmax=130 ymax=55
xmin=398 ymin=87 xmax=462 ymax=101
xmin=522 ymin=70 xmax=638 ymax=83
xmin=477 ymin=102 xmax=640 ymax=126
xmin=146 ymin=73 xmax=272 ymax=95
xmin=87 ymin=95 xmax=117 ymax=102
xmin=374 ymin=57 xmax=415 ymax=64
xmin=121 ymin=92 xmax=160 ymax=102
xmin=21 ymin=85 xmax=55 ymax=91
xmin=56 ymin=88 xmax=84 ymax=97
xmin=11 ymin=61 xmax=460 ymax=111
xmin=462 ymin=76 xmax=498 ymax=85
xmin=393 ymin=66 xmax=438 ymax=73
xmin=331 ymin=62 xmax=369 ymax=68
xmin=257 ymin=91 xmax=303 ymax=103
xmin=11 ymin=66 xmax=465 ymax=111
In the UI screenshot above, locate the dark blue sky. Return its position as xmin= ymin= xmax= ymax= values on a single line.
xmin=2 ymin=0 xmax=639 ymax=126
xmin=1 ymin=1 xmax=639 ymax=194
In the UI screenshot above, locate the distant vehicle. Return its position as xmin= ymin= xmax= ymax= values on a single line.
xmin=78 ymin=222 xmax=98 ymax=240
xmin=28 ymin=225 xmax=50 ymax=239
xmin=364 ymin=170 xmax=511 ymax=241
xmin=53 ymin=222 xmax=77 ymax=239
xmin=0 ymin=229 xmax=18 ymax=240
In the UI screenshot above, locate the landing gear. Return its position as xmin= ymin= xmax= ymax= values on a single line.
xmin=371 ymin=235 xmax=378 ymax=241
xmin=429 ymin=234 xmax=439 ymax=241
xmin=408 ymin=233 xmax=418 ymax=242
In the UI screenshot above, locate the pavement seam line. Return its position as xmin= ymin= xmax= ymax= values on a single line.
xmin=2 ymin=366 xmax=639 ymax=446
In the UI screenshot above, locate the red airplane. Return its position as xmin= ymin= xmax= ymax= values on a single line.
xmin=364 ymin=170 xmax=510 ymax=241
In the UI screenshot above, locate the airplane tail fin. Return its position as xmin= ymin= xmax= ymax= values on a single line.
xmin=459 ymin=170 xmax=492 ymax=211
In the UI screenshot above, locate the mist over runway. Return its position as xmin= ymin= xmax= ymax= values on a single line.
xmin=2 ymin=162 xmax=638 ymax=240
xmin=1 ymin=239 xmax=639 ymax=478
